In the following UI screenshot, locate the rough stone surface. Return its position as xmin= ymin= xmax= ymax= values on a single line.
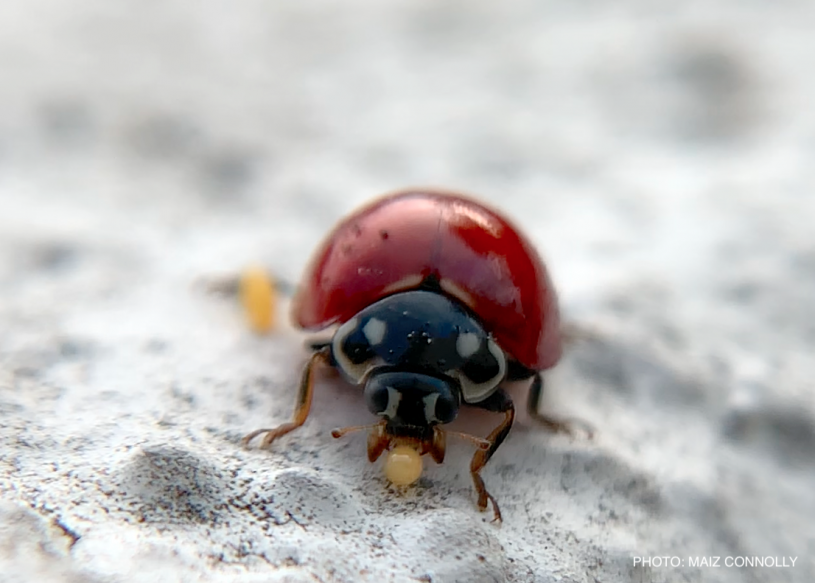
xmin=1 ymin=2 xmax=814 ymax=582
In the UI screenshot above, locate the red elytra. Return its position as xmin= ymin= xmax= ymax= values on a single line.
xmin=292 ymin=189 xmax=562 ymax=371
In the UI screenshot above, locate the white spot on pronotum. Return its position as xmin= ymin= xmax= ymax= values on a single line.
xmin=456 ymin=332 xmax=481 ymax=358
xmin=332 ymin=317 xmax=381 ymax=384
xmin=422 ymin=393 xmax=440 ymax=423
xmin=382 ymin=387 xmax=401 ymax=419
xmin=362 ymin=318 xmax=387 ymax=346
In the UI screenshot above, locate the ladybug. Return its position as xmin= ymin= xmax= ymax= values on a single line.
xmin=243 ymin=189 xmax=574 ymax=521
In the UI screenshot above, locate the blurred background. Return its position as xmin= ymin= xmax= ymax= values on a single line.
xmin=1 ymin=1 xmax=813 ymax=582
xmin=2 ymin=1 xmax=813 ymax=357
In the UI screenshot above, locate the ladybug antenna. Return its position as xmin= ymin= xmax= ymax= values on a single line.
xmin=330 ymin=422 xmax=381 ymax=439
xmin=443 ymin=429 xmax=491 ymax=451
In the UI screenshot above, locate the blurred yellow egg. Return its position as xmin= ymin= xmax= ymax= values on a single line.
xmin=239 ymin=266 xmax=276 ymax=333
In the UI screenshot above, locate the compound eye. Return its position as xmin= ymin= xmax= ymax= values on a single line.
xmin=456 ymin=337 xmax=506 ymax=403
xmin=363 ymin=375 xmax=400 ymax=418
xmin=428 ymin=391 xmax=458 ymax=424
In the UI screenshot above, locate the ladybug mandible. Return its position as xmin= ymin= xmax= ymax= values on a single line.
xmin=243 ymin=189 xmax=572 ymax=521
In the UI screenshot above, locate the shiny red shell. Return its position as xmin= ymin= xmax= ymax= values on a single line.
xmin=292 ymin=189 xmax=562 ymax=370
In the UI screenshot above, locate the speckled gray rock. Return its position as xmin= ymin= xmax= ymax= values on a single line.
xmin=1 ymin=1 xmax=814 ymax=582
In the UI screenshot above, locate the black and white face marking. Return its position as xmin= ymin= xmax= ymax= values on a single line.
xmin=364 ymin=370 xmax=460 ymax=429
xmin=449 ymin=335 xmax=507 ymax=403
xmin=330 ymin=316 xmax=386 ymax=384
xmin=331 ymin=290 xmax=507 ymax=405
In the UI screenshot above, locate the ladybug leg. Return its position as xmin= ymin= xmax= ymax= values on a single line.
xmin=242 ymin=346 xmax=330 ymax=449
xmin=469 ymin=389 xmax=515 ymax=522
xmin=526 ymin=373 xmax=595 ymax=438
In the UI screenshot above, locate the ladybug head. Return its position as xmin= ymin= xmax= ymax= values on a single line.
xmin=330 ymin=289 xmax=508 ymax=436
xmin=363 ymin=369 xmax=460 ymax=437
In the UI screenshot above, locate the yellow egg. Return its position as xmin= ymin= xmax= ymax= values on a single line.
xmin=384 ymin=446 xmax=423 ymax=485
xmin=239 ymin=266 xmax=276 ymax=333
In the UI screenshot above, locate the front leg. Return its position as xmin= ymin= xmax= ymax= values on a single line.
xmin=469 ymin=388 xmax=515 ymax=522
xmin=242 ymin=346 xmax=331 ymax=448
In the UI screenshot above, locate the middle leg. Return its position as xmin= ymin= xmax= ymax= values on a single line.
xmin=526 ymin=372 xmax=594 ymax=438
